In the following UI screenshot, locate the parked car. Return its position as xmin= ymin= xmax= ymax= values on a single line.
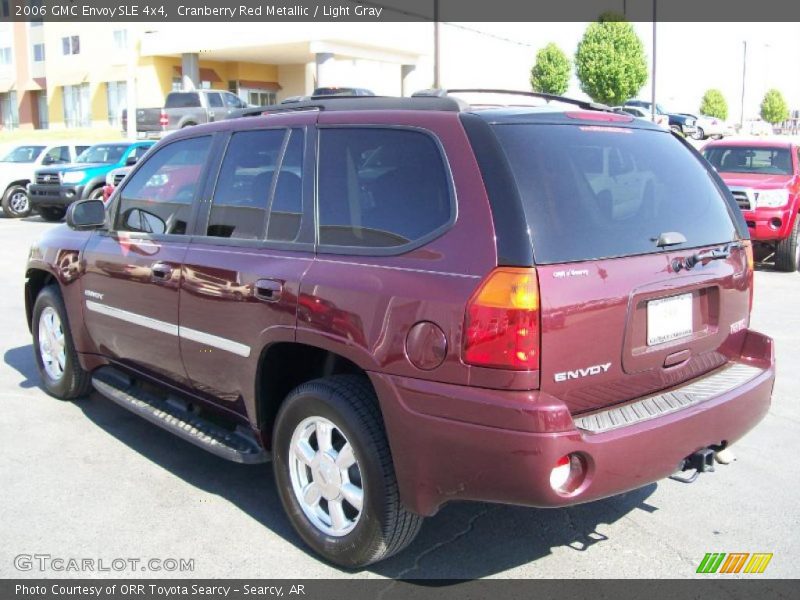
xmin=26 ymin=91 xmax=773 ymax=568
xmin=121 ymin=90 xmax=249 ymax=138
xmin=678 ymin=113 xmax=733 ymax=140
xmin=703 ymin=138 xmax=800 ymax=271
xmin=281 ymin=87 xmax=376 ymax=104
xmin=102 ymin=166 xmax=132 ymax=203
xmin=28 ymin=141 xmax=154 ymax=221
xmin=611 ymin=105 xmax=669 ymax=129
xmin=625 ymin=100 xmax=697 ymax=137
xmin=0 ymin=142 xmax=91 ymax=218
xmin=739 ymin=119 xmax=775 ymax=137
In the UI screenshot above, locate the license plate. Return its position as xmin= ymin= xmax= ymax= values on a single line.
xmin=647 ymin=293 xmax=693 ymax=346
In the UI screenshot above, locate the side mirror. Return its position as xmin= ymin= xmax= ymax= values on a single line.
xmin=66 ymin=199 xmax=106 ymax=231
xmin=125 ymin=155 xmax=139 ymax=166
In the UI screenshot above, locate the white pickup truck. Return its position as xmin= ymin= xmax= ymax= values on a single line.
xmin=0 ymin=142 xmax=91 ymax=218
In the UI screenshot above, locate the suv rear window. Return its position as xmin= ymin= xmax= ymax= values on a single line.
xmin=493 ymin=124 xmax=738 ymax=264
xmin=317 ymin=128 xmax=451 ymax=249
xmin=165 ymin=92 xmax=201 ymax=108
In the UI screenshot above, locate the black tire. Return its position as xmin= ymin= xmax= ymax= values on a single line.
xmin=2 ymin=184 xmax=32 ymax=218
xmin=32 ymin=285 xmax=92 ymax=400
xmin=88 ymin=187 xmax=104 ymax=200
xmin=775 ymin=218 xmax=800 ymax=272
xmin=181 ymin=122 xmax=197 ymax=129
xmin=692 ymin=127 xmax=705 ymax=141
xmin=39 ymin=207 xmax=67 ymax=222
xmin=272 ymin=375 xmax=422 ymax=568
xmin=670 ymin=124 xmax=683 ymax=136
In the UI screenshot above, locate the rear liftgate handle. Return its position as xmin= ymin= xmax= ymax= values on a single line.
xmin=255 ymin=279 xmax=283 ymax=302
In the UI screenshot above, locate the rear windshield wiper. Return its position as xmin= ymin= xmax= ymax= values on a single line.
xmin=683 ymin=242 xmax=744 ymax=270
xmin=654 ymin=231 xmax=687 ymax=247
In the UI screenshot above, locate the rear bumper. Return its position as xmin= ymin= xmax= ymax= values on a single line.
xmin=741 ymin=207 xmax=796 ymax=242
xmin=28 ymin=183 xmax=84 ymax=208
xmin=373 ymin=329 xmax=774 ymax=516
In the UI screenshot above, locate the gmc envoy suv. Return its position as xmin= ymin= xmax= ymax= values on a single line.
xmin=25 ymin=90 xmax=775 ymax=568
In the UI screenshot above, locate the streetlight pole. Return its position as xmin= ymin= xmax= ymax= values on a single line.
xmin=740 ymin=40 xmax=747 ymax=128
xmin=651 ymin=0 xmax=657 ymax=121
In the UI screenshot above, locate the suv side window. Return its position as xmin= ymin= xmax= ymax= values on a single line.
xmin=208 ymin=92 xmax=224 ymax=108
xmin=267 ymin=130 xmax=304 ymax=242
xmin=317 ymin=128 xmax=451 ymax=249
xmin=115 ymin=136 xmax=211 ymax=236
xmin=207 ymin=129 xmax=286 ymax=239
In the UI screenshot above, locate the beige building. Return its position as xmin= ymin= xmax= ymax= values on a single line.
xmin=0 ymin=21 xmax=431 ymax=131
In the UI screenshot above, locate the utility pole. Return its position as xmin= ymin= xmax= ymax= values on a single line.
xmin=740 ymin=40 xmax=747 ymax=128
xmin=433 ymin=0 xmax=440 ymax=88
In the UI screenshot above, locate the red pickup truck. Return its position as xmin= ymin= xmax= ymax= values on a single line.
xmin=703 ymin=139 xmax=800 ymax=271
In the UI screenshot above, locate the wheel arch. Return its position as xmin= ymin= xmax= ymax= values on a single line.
xmin=25 ymin=268 xmax=57 ymax=332
xmin=255 ymin=341 xmax=375 ymax=448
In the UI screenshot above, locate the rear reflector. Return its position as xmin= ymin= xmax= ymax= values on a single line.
xmin=463 ymin=268 xmax=540 ymax=370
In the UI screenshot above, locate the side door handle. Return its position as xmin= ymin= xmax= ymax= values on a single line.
xmin=151 ymin=262 xmax=173 ymax=282
xmin=255 ymin=279 xmax=283 ymax=302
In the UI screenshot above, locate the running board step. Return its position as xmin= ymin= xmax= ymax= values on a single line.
xmin=91 ymin=368 xmax=269 ymax=464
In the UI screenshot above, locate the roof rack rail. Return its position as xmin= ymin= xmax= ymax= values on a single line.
xmin=227 ymin=105 xmax=323 ymax=119
xmin=412 ymin=88 xmax=611 ymax=112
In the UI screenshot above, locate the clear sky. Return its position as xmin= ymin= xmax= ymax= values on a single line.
xmin=433 ymin=22 xmax=800 ymax=120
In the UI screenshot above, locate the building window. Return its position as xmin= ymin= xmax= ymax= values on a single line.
xmin=171 ymin=77 xmax=182 ymax=92
xmin=62 ymin=84 xmax=91 ymax=128
xmin=246 ymin=91 xmax=276 ymax=106
xmin=0 ymin=47 xmax=11 ymax=65
xmin=33 ymin=43 xmax=45 ymax=62
xmin=35 ymin=90 xmax=49 ymax=129
xmin=61 ymin=36 xmax=80 ymax=56
xmin=106 ymin=81 xmax=127 ymax=127
xmin=113 ymin=29 xmax=128 ymax=51
xmin=0 ymin=91 xmax=20 ymax=129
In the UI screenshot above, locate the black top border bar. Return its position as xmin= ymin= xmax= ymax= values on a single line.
xmin=5 ymin=0 xmax=800 ymax=22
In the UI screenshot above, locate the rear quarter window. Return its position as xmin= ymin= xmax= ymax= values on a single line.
xmin=493 ymin=124 xmax=738 ymax=264
xmin=317 ymin=127 xmax=452 ymax=250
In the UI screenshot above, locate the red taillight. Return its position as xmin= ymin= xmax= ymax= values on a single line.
xmin=159 ymin=111 xmax=168 ymax=127
xmin=744 ymin=240 xmax=755 ymax=312
xmin=463 ymin=268 xmax=540 ymax=370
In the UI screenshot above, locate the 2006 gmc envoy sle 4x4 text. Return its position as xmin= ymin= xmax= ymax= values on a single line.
xmin=25 ymin=90 xmax=775 ymax=568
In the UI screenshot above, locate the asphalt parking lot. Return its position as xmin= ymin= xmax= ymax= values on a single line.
xmin=0 ymin=214 xmax=797 ymax=580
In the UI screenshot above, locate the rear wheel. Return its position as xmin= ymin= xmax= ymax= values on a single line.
xmin=2 ymin=185 xmax=32 ymax=218
xmin=32 ymin=285 xmax=92 ymax=399
xmin=775 ymin=218 xmax=800 ymax=272
xmin=272 ymin=375 xmax=422 ymax=568
xmin=670 ymin=125 xmax=683 ymax=136
xmin=39 ymin=207 xmax=67 ymax=222
xmin=88 ymin=187 xmax=104 ymax=201
xmin=692 ymin=127 xmax=705 ymax=141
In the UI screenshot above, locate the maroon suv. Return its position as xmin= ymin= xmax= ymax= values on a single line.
xmin=25 ymin=91 xmax=775 ymax=568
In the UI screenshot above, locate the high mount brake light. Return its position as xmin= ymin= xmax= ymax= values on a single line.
xmin=463 ymin=268 xmax=540 ymax=371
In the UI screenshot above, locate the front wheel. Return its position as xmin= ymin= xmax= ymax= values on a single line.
xmin=39 ymin=207 xmax=67 ymax=222
xmin=775 ymin=218 xmax=800 ymax=272
xmin=32 ymin=286 xmax=92 ymax=399
xmin=2 ymin=185 xmax=32 ymax=218
xmin=272 ymin=375 xmax=422 ymax=568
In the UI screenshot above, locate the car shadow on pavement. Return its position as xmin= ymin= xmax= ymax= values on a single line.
xmin=4 ymin=345 xmax=41 ymax=389
xmin=4 ymin=344 xmax=659 ymax=578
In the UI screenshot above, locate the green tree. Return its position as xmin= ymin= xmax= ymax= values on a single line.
xmin=699 ymin=89 xmax=728 ymax=120
xmin=530 ymin=43 xmax=571 ymax=96
xmin=760 ymin=88 xmax=789 ymax=124
xmin=575 ymin=19 xmax=648 ymax=106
